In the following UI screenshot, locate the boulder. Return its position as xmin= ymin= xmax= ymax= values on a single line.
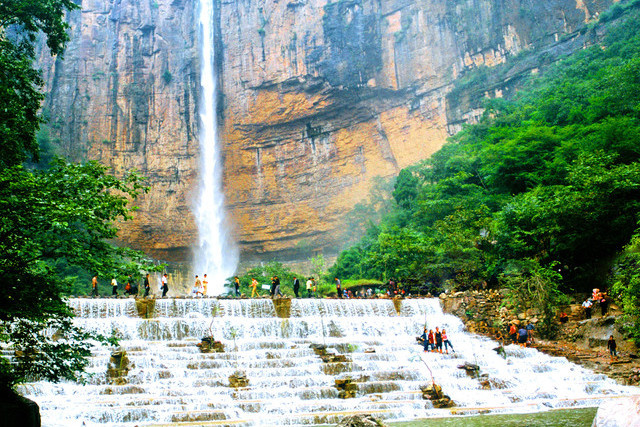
xmin=0 ymin=388 xmax=40 ymax=427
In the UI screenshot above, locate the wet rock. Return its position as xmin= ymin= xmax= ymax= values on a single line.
xmin=107 ymin=349 xmax=130 ymax=382
xmin=273 ymin=298 xmax=291 ymax=318
xmin=337 ymin=414 xmax=388 ymax=426
xmin=0 ymin=388 xmax=40 ymax=427
xmin=135 ymin=298 xmax=155 ymax=318
xmin=392 ymin=297 xmax=403 ymax=315
xmin=420 ymin=383 xmax=455 ymax=408
xmin=198 ymin=337 xmax=225 ymax=353
xmin=335 ymin=378 xmax=358 ymax=399
xmin=457 ymin=362 xmax=480 ymax=377
xmin=229 ymin=371 xmax=249 ymax=388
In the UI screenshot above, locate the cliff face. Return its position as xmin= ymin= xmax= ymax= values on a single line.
xmin=38 ymin=0 xmax=614 ymax=263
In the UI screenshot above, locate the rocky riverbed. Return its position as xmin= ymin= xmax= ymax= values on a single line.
xmin=439 ymin=290 xmax=640 ymax=387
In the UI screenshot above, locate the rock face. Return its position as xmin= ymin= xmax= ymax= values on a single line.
xmin=38 ymin=0 xmax=615 ymax=263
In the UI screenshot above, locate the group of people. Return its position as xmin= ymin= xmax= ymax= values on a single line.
xmin=419 ymin=327 xmax=455 ymax=354
xmin=582 ymin=288 xmax=609 ymax=319
xmin=91 ymin=273 xmax=169 ymax=297
xmin=508 ymin=322 xmax=535 ymax=347
xmin=191 ymin=274 xmax=209 ymax=296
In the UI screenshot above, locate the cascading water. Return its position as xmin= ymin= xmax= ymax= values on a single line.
xmin=194 ymin=0 xmax=237 ymax=295
xmin=20 ymin=298 xmax=637 ymax=426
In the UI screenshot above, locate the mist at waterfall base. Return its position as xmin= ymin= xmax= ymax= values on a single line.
xmin=193 ymin=0 xmax=238 ymax=295
xmin=20 ymin=298 xmax=636 ymax=426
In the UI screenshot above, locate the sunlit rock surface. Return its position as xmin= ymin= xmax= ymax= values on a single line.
xmin=38 ymin=0 xmax=616 ymax=262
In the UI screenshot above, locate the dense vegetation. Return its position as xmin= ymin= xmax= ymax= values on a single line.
xmin=329 ymin=3 xmax=639 ymax=339
xmin=0 ymin=0 xmax=157 ymax=388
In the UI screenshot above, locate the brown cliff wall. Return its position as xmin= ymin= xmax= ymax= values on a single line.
xmin=38 ymin=0 xmax=614 ymax=264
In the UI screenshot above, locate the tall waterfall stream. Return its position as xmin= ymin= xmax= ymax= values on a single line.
xmin=18 ymin=297 xmax=636 ymax=426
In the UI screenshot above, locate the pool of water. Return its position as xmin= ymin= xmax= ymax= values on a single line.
xmin=390 ymin=407 xmax=598 ymax=426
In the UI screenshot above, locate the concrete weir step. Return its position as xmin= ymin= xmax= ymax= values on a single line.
xmin=147 ymin=409 xmax=393 ymax=426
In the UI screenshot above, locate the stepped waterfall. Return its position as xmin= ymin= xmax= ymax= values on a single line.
xmin=19 ymin=297 xmax=635 ymax=426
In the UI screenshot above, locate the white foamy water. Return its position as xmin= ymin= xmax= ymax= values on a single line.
xmin=19 ymin=298 xmax=637 ymax=426
xmin=193 ymin=0 xmax=238 ymax=295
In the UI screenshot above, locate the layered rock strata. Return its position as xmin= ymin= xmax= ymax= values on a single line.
xmin=38 ymin=0 xmax=615 ymax=263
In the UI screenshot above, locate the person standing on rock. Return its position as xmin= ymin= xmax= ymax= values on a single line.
xmin=193 ymin=275 xmax=202 ymax=296
xmin=91 ymin=275 xmax=99 ymax=297
xmin=517 ymin=326 xmax=528 ymax=347
xmin=143 ymin=273 xmax=150 ymax=297
xmin=272 ymin=276 xmax=282 ymax=298
xmin=607 ymin=335 xmax=618 ymax=362
xmin=202 ymin=274 xmax=208 ymax=296
xmin=335 ymin=277 xmax=342 ymax=299
xmin=111 ymin=277 xmax=118 ymax=296
xmin=442 ymin=329 xmax=455 ymax=354
xmin=306 ymin=277 xmax=313 ymax=298
xmin=161 ymin=273 xmax=169 ymax=297
xmin=250 ymin=278 xmax=259 ymax=298
xmin=234 ymin=276 xmax=240 ymax=297
xmin=526 ymin=322 xmax=535 ymax=344
xmin=582 ymin=298 xmax=593 ymax=319
xmin=435 ymin=327 xmax=443 ymax=353
xmin=427 ymin=329 xmax=435 ymax=351
xmin=293 ymin=277 xmax=300 ymax=298
xmin=599 ymin=292 xmax=609 ymax=317
xmin=509 ymin=323 xmax=518 ymax=344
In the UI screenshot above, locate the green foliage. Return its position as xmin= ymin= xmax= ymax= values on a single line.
xmin=609 ymin=233 xmax=640 ymax=345
xmin=500 ymin=260 xmax=568 ymax=338
xmin=0 ymin=0 xmax=162 ymax=389
xmin=330 ymin=6 xmax=640 ymax=313
xmin=0 ymin=0 xmax=79 ymax=167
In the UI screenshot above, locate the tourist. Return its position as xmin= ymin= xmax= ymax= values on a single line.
xmin=509 ymin=323 xmax=517 ymax=344
xmin=526 ymin=322 xmax=535 ymax=344
xmin=591 ymin=288 xmax=601 ymax=303
xmin=293 ymin=277 xmax=300 ymax=298
xmin=599 ymin=292 xmax=609 ymax=317
xmin=311 ymin=278 xmax=317 ymax=298
xmin=517 ymin=326 xmax=528 ymax=347
xmin=251 ymin=278 xmax=259 ymax=298
xmin=193 ymin=275 xmax=202 ymax=296
xmin=559 ymin=311 xmax=569 ymax=324
xmin=582 ymin=298 xmax=593 ymax=319
xmin=234 ymin=276 xmax=240 ymax=297
xmin=273 ymin=276 xmax=282 ymax=298
xmin=607 ymin=335 xmax=618 ymax=362
xmin=130 ymin=278 xmax=139 ymax=296
xmin=91 ymin=275 xmax=99 ymax=296
xmin=435 ymin=327 xmax=443 ymax=353
xmin=335 ymin=277 xmax=342 ymax=298
xmin=161 ymin=273 xmax=169 ymax=297
xmin=270 ymin=276 xmax=276 ymax=297
xmin=306 ymin=277 xmax=313 ymax=298
xmin=125 ymin=277 xmax=132 ymax=295
xmin=143 ymin=273 xmax=150 ymax=297
xmin=427 ymin=329 xmax=435 ymax=351
xmin=442 ymin=329 xmax=455 ymax=354
xmin=420 ymin=328 xmax=430 ymax=352
xmin=202 ymin=274 xmax=208 ymax=296
xmin=111 ymin=277 xmax=118 ymax=296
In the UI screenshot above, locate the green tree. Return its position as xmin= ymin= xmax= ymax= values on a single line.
xmin=0 ymin=0 xmax=79 ymax=166
xmin=0 ymin=160 xmax=156 ymax=387
xmin=0 ymin=0 xmax=160 ymax=390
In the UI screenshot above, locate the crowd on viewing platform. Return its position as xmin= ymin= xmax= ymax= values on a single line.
xmin=85 ymin=274 xmax=441 ymax=299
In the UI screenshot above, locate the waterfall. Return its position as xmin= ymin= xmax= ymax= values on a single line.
xmin=194 ymin=0 xmax=237 ymax=295
xmin=20 ymin=298 xmax=636 ymax=426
